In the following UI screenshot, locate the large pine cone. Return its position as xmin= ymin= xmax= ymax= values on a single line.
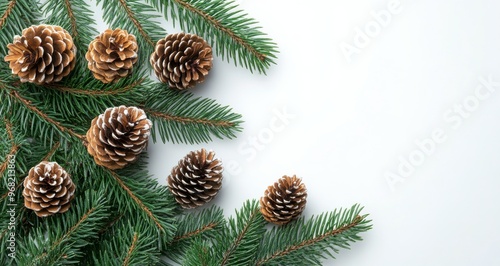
xmin=86 ymin=106 xmax=152 ymax=170
xmin=85 ymin=28 xmax=138 ymax=83
xmin=168 ymin=149 xmax=223 ymax=209
xmin=260 ymin=175 xmax=307 ymax=225
xmin=22 ymin=161 xmax=76 ymax=217
xmin=150 ymin=33 xmax=213 ymax=90
xmin=4 ymin=24 xmax=76 ymax=84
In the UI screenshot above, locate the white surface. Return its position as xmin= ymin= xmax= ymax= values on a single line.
xmin=146 ymin=0 xmax=500 ymax=265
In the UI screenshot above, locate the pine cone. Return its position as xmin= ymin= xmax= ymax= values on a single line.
xmin=4 ymin=24 xmax=76 ymax=84
xmin=150 ymin=33 xmax=213 ymax=90
xmin=86 ymin=106 xmax=152 ymax=170
xmin=168 ymin=149 xmax=223 ymax=209
xmin=22 ymin=161 xmax=76 ymax=217
xmin=85 ymin=28 xmax=138 ymax=83
xmin=260 ymin=175 xmax=307 ymax=225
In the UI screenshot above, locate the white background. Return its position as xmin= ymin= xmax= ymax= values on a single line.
xmin=146 ymin=0 xmax=500 ymax=265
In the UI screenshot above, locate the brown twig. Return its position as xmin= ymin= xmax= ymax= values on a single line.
xmin=123 ymin=232 xmax=139 ymax=266
xmin=47 ymin=78 xmax=146 ymax=96
xmin=63 ymin=0 xmax=78 ymax=40
xmin=118 ymin=0 xmax=155 ymax=47
xmin=255 ymin=216 xmax=364 ymax=265
xmin=0 ymin=0 xmax=16 ymax=29
xmin=220 ymin=209 xmax=260 ymax=266
xmin=145 ymin=109 xmax=235 ymax=127
xmin=31 ymin=208 xmax=96 ymax=265
xmin=172 ymin=0 xmax=267 ymax=61
xmin=110 ymin=171 xmax=164 ymax=231
xmin=41 ymin=142 xmax=61 ymax=161
xmin=172 ymin=222 xmax=219 ymax=242
xmin=10 ymin=90 xmax=86 ymax=141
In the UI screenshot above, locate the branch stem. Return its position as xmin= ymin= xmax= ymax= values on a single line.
xmin=255 ymin=216 xmax=364 ymax=266
xmin=118 ymin=0 xmax=155 ymax=47
xmin=0 ymin=0 xmax=16 ymax=29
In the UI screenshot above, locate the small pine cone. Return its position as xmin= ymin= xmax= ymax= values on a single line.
xmin=22 ymin=161 xmax=76 ymax=217
xmin=168 ymin=149 xmax=223 ymax=209
xmin=150 ymin=33 xmax=213 ymax=90
xmin=4 ymin=24 xmax=76 ymax=84
xmin=85 ymin=29 xmax=138 ymax=83
xmin=86 ymin=106 xmax=152 ymax=170
xmin=260 ymin=175 xmax=307 ymax=225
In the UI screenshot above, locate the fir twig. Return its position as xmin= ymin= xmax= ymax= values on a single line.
xmin=145 ymin=86 xmax=243 ymax=144
xmin=109 ymin=170 xmax=164 ymax=232
xmin=62 ymin=0 xmax=78 ymax=39
xmin=253 ymin=204 xmax=372 ymax=266
xmin=0 ymin=0 xmax=15 ymax=29
xmin=147 ymin=0 xmax=278 ymax=73
xmin=117 ymin=0 xmax=155 ymax=47
xmin=41 ymin=142 xmax=61 ymax=161
xmin=47 ymin=77 xmax=147 ymax=96
xmin=123 ymin=232 xmax=139 ymax=266
xmin=9 ymin=90 xmax=86 ymax=141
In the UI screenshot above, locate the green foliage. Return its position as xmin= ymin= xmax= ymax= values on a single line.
xmin=253 ymin=204 xmax=372 ymax=266
xmin=16 ymin=190 xmax=110 ymax=265
xmin=145 ymin=84 xmax=243 ymax=144
xmin=147 ymin=0 xmax=278 ymax=73
xmin=164 ymin=205 xmax=225 ymax=263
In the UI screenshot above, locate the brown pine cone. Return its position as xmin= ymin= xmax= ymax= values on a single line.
xmin=4 ymin=24 xmax=76 ymax=84
xmin=86 ymin=106 xmax=152 ymax=170
xmin=85 ymin=28 xmax=138 ymax=83
xmin=22 ymin=161 xmax=76 ymax=217
xmin=167 ymin=149 xmax=223 ymax=209
xmin=260 ymin=175 xmax=307 ymax=225
xmin=150 ymin=33 xmax=213 ymax=90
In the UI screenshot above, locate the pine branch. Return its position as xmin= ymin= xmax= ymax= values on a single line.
xmin=47 ymin=77 xmax=147 ymax=96
xmin=253 ymin=204 xmax=372 ymax=266
xmin=216 ymin=199 xmax=267 ymax=266
xmin=17 ymin=190 xmax=110 ymax=265
xmin=9 ymin=89 xmax=86 ymax=142
xmin=145 ymin=85 xmax=243 ymax=144
xmin=164 ymin=205 xmax=225 ymax=263
xmin=147 ymin=0 xmax=278 ymax=73
xmin=0 ymin=0 xmax=15 ymax=29
xmin=91 ymin=219 xmax=162 ymax=266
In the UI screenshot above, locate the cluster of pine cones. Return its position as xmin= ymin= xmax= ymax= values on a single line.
xmin=5 ymin=24 xmax=213 ymax=90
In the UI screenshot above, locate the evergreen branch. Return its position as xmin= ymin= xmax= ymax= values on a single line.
xmin=0 ymin=0 xmax=15 ymax=29
xmin=91 ymin=219 xmax=161 ymax=265
xmin=145 ymin=86 xmax=243 ymax=144
xmin=109 ymin=170 xmax=164 ymax=232
xmin=41 ymin=142 xmax=61 ymax=161
xmin=147 ymin=0 xmax=278 ymax=73
xmin=18 ymin=190 xmax=110 ymax=265
xmin=9 ymin=90 xmax=86 ymax=141
xmin=146 ymin=109 xmax=235 ymax=128
xmin=173 ymin=222 xmax=218 ymax=242
xmin=173 ymin=0 xmax=265 ymax=61
xmin=164 ymin=205 xmax=225 ymax=264
xmin=118 ymin=0 xmax=155 ymax=47
xmin=253 ymin=204 xmax=372 ymax=266
xmin=47 ymin=77 xmax=147 ymax=96
xmin=63 ymin=0 xmax=78 ymax=39
xmin=256 ymin=216 xmax=363 ymax=265
xmin=123 ymin=232 xmax=139 ymax=266
xmin=215 ymin=200 xmax=266 ymax=266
